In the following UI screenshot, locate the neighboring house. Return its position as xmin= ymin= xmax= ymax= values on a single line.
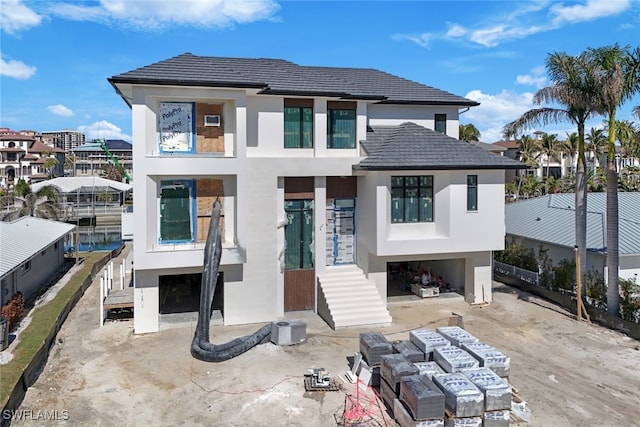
xmin=0 ymin=135 xmax=65 ymax=188
xmin=504 ymin=192 xmax=640 ymax=282
xmin=0 ymin=217 xmax=75 ymax=306
xmin=70 ymin=140 xmax=133 ymax=180
xmin=108 ymin=53 xmax=524 ymax=334
xmin=31 ymin=176 xmax=133 ymax=209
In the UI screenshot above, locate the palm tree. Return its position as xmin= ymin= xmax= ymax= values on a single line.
xmin=503 ymin=51 xmax=599 ymax=299
xmin=513 ymin=135 xmax=541 ymax=199
xmin=459 ymin=123 xmax=481 ymax=142
xmin=64 ymin=153 xmax=76 ymax=177
xmin=42 ymin=151 xmax=59 ymax=178
xmin=540 ymin=133 xmax=560 ymax=179
xmin=0 ymin=185 xmax=61 ymax=222
xmin=561 ymin=132 xmax=579 ymax=175
xmin=585 ymin=127 xmax=607 ymax=168
xmin=612 ymin=120 xmax=640 ymax=161
xmin=585 ymin=44 xmax=640 ymax=316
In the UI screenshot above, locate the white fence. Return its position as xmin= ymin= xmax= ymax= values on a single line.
xmin=494 ymin=261 xmax=540 ymax=286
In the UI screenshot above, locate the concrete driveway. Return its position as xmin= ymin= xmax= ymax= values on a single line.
xmin=8 ymin=270 xmax=640 ymax=427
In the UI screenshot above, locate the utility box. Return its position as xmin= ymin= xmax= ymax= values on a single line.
xmin=270 ymin=320 xmax=306 ymax=346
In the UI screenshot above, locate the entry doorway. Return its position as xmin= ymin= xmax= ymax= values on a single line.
xmin=326 ymin=198 xmax=356 ymax=266
xmin=284 ymin=199 xmax=315 ymax=311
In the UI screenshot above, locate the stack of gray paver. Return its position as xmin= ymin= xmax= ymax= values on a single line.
xmin=435 ymin=326 xmax=479 ymax=347
xmin=409 ymin=329 xmax=451 ymax=360
xmin=381 ymin=354 xmax=420 ymax=394
xmin=443 ymin=416 xmax=482 ymax=427
xmin=359 ymin=332 xmax=393 ymax=386
xmin=413 ymin=361 xmax=446 ymax=380
xmin=461 ymin=342 xmax=510 ymax=378
xmin=432 ymin=373 xmax=484 ymax=418
xmin=399 ymin=375 xmax=445 ymax=422
xmin=462 ymin=368 xmax=511 ymax=427
xmin=394 ymin=340 xmax=425 ymax=362
xmin=394 ymin=398 xmax=445 ymax=427
xmin=433 ymin=347 xmax=480 ymax=373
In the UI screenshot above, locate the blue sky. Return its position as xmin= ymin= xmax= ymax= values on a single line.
xmin=1 ymin=0 xmax=639 ymax=144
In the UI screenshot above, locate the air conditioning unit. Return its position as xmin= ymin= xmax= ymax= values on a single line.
xmin=271 ymin=320 xmax=307 ymax=346
xmin=204 ymin=115 xmax=221 ymax=126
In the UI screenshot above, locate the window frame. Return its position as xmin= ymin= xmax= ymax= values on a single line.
xmin=158 ymin=102 xmax=195 ymax=154
xmin=391 ymin=176 xmax=434 ymax=223
xmin=467 ymin=175 xmax=478 ymax=211
xmin=327 ymin=106 xmax=356 ymax=149
xmin=283 ymin=99 xmax=314 ymax=149
xmin=158 ymin=179 xmax=196 ymax=244
xmin=435 ymin=114 xmax=447 ymax=134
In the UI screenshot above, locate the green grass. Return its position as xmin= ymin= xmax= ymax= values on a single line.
xmin=0 ymin=252 xmax=107 ymax=407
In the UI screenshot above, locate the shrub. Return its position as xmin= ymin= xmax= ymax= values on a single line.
xmin=585 ymin=270 xmax=606 ymax=308
xmin=619 ymin=277 xmax=640 ymax=323
xmin=554 ymin=259 xmax=576 ymax=292
xmin=495 ymin=242 xmax=538 ymax=272
xmin=1 ymin=292 xmax=25 ymax=331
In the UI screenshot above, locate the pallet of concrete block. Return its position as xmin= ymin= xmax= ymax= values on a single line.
xmin=399 ymin=375 xmax=445 ymax=422
xmin=413 ymin=361 xmax=445 ymax=380
xmin=432 ymin=373 xmax=484 ymax=418
xmin=359 ymin=332 xmax=393 ymax=367
xmin=435 ymin=326 xmax=479 ymax=347
xmin=394 ymin=340 xmax=425 ymax=362
xmin=443 ymin=415 xmax=482 ymax=427
xmin=409 ymin=329 xmax=450 ymax=360
xmin=483 ymin=409 xmax=511 ymax=427
xmin=461 ymin=342 xmax=510 ymax=378
xmin=412 ymin=284 xmax=440 ymax=298
xmin=380 ymin=376 xmax=398 ymax=415
xmin=381 ymin=354 xmax=420 ymax=393
xmin=393 ymin=398 xmax=444 ymax=427
xmin=433 ymin=347 xmax=479 ymax=373
xmin=461 ymin=367 xmax=511 ymax=411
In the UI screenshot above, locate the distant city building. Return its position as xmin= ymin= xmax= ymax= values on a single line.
xmin=70 ymin=139 xmax=133 ymax=180
xmin=41 ymin=129 xmax=86 ymax=151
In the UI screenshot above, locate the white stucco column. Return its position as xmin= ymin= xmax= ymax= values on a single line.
xmin=465 ymin=252 xmax=493 ymax=304
xmin=314 ymin=176 xmax=327 ymax=276
xmin=314 ymin=99 xmax=327 ymax=157
xmin=133 ymin=270 xmax=159 ymax=333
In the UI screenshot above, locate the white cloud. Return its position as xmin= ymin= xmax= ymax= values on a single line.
xmin=0 ymin=0 xmax=42 ymax=34
xmin=47 ymin=104 xmax=74 ymax=117
xmin=463 ymin=89 xmax=535 ymax=142
xmin=0 ymin=56 xmax=36 ymax=79
xmin=515 ymin=66 xmax=547 ymax=89
xmin=78 ymin=120 xmax=131 ymax=142
xmin=469 ymin=24 xmax=545 ymax=48
xmin=551 ymin=0 xmax=630 ymax=25
xmin=391 ymin=32 xmax=431 ymax=48
xmin=49 ymin=0 xmax=280 ymax=30
xmin=445 ymin=23 xmax=467 ymax=38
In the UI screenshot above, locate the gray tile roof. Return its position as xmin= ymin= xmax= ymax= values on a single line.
xmin=108 ymin=53 xmax=478 ymax=106
xmin=0 ymin=217 xmax=75 ymax=276
xmin=505 ymin=192 xmax=640 ymax=255
xmin=357 ymin=123 xmax=525 ymax=170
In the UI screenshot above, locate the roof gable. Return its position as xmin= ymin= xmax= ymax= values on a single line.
xmin=357 ymin=123 xmax=525 ymax=170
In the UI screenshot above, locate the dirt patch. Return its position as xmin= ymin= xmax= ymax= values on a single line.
xmin=8 ymin=275 xmax=640 ymax=427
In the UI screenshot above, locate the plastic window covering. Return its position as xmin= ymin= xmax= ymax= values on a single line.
xmin=327 ymin=109 xmax=356 ymax=148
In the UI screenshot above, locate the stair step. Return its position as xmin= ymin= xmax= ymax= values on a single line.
xmin=333 ymin=316 xmax=393 ymax=328
xmin=330 ymin=306 xmax=388 ymax=316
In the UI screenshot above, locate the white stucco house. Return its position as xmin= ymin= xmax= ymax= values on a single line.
xmin=0 ymin=217 xmax=75 ymax=306
xmin=108 ymin=53 xmax=524 ymax=333
xmin=505 ymin=192 xmax=640 ymax=282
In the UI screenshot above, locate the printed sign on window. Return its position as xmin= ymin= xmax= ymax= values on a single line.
xmin=159 ymin=102 xmax=193 ymax=152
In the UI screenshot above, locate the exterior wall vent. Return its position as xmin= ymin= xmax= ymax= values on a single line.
xmin=204 ymin=115 xmax=221 ymax=127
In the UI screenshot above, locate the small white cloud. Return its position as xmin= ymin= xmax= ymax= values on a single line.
xmin=47 ymin=104 xmax=74 ymax=117
xmin=469 ymin=24 xmax=545 ymax=47
xmin=551 ymin=0 xmax=630 ymax=25
xmin=391 ymin=32 xmax=431 ymax=48
xmin=0 ymin=56 xmax=36 ymax=79
xmin=49 ymin=0 xmax=280 ymax=30
xmin=445 ymin=23 xmax=467 ymax=38
xmin=463 ymin=89 xmax=535 ymax=141
xmin=0 ymin=0 xmax=42 ymax=35
xmin=515 ymin=66 xmax=546 ymax=89
xmin=78 ymin=120 xmax=131 ymax=142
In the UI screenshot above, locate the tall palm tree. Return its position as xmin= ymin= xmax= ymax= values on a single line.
xmin=459 ymin=123 xmax=481 ymax=142
xmin=585 ymin=44 xmax=640 ymax=316
xmin=585 ymin=127 xmax=608 ymax=168
xmin=503 ymin=51 xmax=599 ymax=298
xmin=561 ymin=132 xmax=579 ymax=175
xmin=0 ymin=185 xmax=61 ymax=222
xmin=539 ymin=133 xmax=560 ymax=179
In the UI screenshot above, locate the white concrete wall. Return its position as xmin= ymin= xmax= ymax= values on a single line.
xmin=368 ymin=105 xmax=460 ymax=137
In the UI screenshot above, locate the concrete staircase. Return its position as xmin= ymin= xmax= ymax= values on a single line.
xmin=317 ymin=265 xmax=392 ymax=329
